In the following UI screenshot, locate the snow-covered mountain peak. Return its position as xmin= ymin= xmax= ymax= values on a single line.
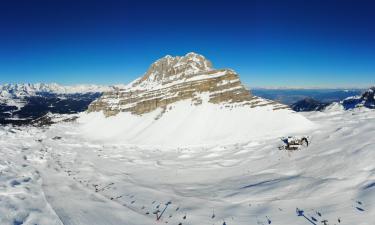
xmin=136 ymin=52 xmax=214 ymax=88
xmin=362 ymin=86 xmax=375 ymax=100
xmin=88 ymin=52 xmax=276 ymax=116
xmin=86 ymin=51 xmax=304 ymax=126
xmin=84 ymin=52 xmax=315 ymax=146
xmin=155 ymin=52 xmax=211 ymax=69
xmin=340 ymin=86 xmax=375 ymax=109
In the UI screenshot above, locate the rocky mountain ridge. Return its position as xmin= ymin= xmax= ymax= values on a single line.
xmin=341 ymin=86 xmax=375 ymax=109
xmin=289 ymin=87 xmax=375 ymax=112
xmin=88 ymin=52 xmax=287 ymax=116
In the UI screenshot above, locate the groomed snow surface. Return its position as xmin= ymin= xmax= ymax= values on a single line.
xmin=0 ymin=108 xmax=374 ymax=224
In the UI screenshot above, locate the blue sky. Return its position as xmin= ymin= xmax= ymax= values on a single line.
xmin=0 ymin=0 xmax=374 ymax=88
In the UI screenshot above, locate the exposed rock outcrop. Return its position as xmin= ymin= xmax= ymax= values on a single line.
xmin=88 ymin=52 xmax=287 ymax=116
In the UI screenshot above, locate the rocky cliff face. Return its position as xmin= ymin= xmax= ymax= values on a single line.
xmin=88 ymin=53 xmax=287 ymax=116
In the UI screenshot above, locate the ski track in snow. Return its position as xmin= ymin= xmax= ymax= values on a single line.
xmin=0 ymin=109 xmax=374 ymax=225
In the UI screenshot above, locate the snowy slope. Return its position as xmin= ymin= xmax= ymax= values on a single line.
xmin=0 ymin=108 xmax=374 ymax=225
xmin=79 ymin=99 xmax=314 ymax=147
xmin=0 ymin=128 xmax=63 ymax=225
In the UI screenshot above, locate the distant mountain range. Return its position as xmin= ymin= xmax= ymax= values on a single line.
xmin=341 ymin=86 xmax=375 ymax=109
xmin=0 ymin=83 xmax=111 ymax=106
xmin=291 ymin=87 xmax=375 ymax=112
xmin=0 ymin=83 xmax=112 ymax=125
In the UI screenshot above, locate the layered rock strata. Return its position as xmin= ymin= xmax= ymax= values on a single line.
xmin=88 ymin=52 xmax=287 ymax=116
